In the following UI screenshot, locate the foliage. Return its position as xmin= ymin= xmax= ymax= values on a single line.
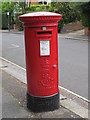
xmin=2 ymin=13 xmax=8 ymax=29
xmin=2 ymin=12 xmax=14 ymax=29
xmin=79 ymin=2 xmax=90 ymax=30
xmin=25 ymin=3 xmax=81 ymax=32
xmin=1 ymin=1 xmax=26 ymax=14
xmin=14 ymin=2 xmax=26 ymax=14
xmin=14 ymin=13 xmax=23 ymax=31
xmin=26 ymin=4 xmax=51 ymax=13
xmin=1 ymin=1 xmax=26 ymax=30
xmin=81 ymin=14 xmax=88 ymax=28
xmin=2 ymin=1 xmax=89 ymax=32
xmin=1 ymin=2 xmax=15 ymax=29
xmin=50 ymin=2 xmax=81 ymax=32
xmin=2 ymin=2 xmax=14 ymax=14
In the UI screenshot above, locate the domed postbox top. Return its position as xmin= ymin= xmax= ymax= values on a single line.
xmin=19 ymin=12 xmax=61 ymax=17
xmin=19 ymin=12 xmax=62 ymax=27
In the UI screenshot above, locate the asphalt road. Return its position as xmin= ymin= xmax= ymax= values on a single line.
xmin=1 ymin=32 xmax=88 ymax=100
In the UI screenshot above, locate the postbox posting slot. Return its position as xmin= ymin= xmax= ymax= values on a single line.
xmin=36 ymin=30 xmax=52 ymax=37
xmin=37 ymin=31 xmax=52 ymax=35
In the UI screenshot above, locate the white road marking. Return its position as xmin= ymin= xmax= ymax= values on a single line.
xmin=0 ymin=56 xmax=89 ymax=103
xmin=8 ymin=44 xmax=20 ymax=49
xmin=59 ymin=86 xmax=90 ymax=103
xmin=12 ymin=44 xmax=19 ymax=47
xmin=0 ymin=56 xmax=26 ymax=71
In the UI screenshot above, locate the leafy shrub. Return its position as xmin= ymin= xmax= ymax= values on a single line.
xmin=35 ymin=7 xmax=42 ymax=12
xmin=80 ymin=2 xmax=90 ymax=30
xmin=81 ymin=14 xmax=88 ymax=27
xmin=14 ymin=13 xmax=23 ymax=31
xmin=49 ymin=2 xmax=81 ymax=32
xmin=26 ymin=4 xmax=51 ymax=13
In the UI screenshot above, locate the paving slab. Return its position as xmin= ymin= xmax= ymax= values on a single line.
xmin=2 ymin=88 xmax=32 ymax=118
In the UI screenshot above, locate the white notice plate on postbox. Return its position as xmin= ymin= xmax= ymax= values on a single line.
xmin=40 ymin=40 xmax=50 ymax=56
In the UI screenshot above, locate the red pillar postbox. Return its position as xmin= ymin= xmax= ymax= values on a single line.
xmin=19 ymin=12 xmax=62 ymax=112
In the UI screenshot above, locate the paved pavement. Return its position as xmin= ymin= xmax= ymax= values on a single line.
xmin=0 ymin=58 xmax=89 ymax=118
xmin=2 ymin=70 xmax=81 ymax=118
xmin=0 ymin=29 xmax=88 ymax=100
xmin=1 ymin=29 xmax=24 ymax=34
xmin=59 ymin=29 xmax=88 ymax=41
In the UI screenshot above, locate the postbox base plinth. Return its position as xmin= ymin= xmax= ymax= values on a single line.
xmin=27 ymin=92 xmax=60 ymax=112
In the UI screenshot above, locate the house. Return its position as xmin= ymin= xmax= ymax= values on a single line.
xmin=26 ymin=0 xmax=51 ymax=6
xmin=38 ymin=0 xmax=51 ymax=4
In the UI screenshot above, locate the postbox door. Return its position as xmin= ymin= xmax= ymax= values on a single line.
xmin=26 ymin=27 xmax=58 ymax=96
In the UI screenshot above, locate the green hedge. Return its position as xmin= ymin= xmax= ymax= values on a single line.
xmin=80 ymin=2 xmax=90 ymax=30
xmin=2 ymin=13 xmax=8 ymax=29
xmin=2 ymin=13 xmax=14 ymax=29
xmin=81 ymin=14 xmax=88 ymax=28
